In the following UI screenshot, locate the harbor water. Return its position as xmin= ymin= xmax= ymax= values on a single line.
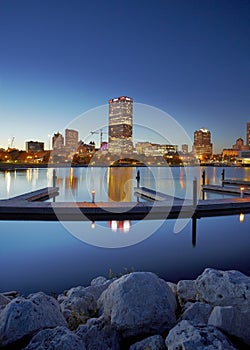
xmin=0 ymin=166 xmax=250 ymax=295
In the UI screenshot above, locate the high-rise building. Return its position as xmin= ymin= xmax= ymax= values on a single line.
xmin=232 ymin=137 xmax=246 ymax=150
xmin=246 ymin=123 xmax=250 ymax=148
xmin=65 ymin=129 xmax=78 ymax=152
xmin=181 ymin=144 xmax=189 ymax=153
xmin=108 ymin=96 xmax=133 ymax=154
xmin=193 ymin=128 xmax=213 ymax=159
xmin=52 ymin=132 xmax=64 ymax=150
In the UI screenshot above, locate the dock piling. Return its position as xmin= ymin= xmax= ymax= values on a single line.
xmin=136 ymin=170 xmax=140 ymax=188
xmin=92 ymin=190 xmax=96 ymax=203
xmin=53 ymin=169 xmax=57 ymax=187
xmin=193 ymin=177 xmax=198 ymax=207
xmin=202 ymin=170 xmax=206 ymax=186
xmin=221 ymin=169 xmax=225 ymax=187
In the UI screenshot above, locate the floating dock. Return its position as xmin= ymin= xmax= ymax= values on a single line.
xmin=202 ymin=184 xmax=250 ymax=196
xmin=222 ymin=179 xmax=250 ymax=187
xmin=8 ymin=187 xmax=59 ymax=202
xmin=134 ymin=186 xmax=183 ymax=201
xmin=1 ymin=187 xmax=250 ymax=221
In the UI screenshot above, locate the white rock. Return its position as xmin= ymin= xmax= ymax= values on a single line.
xmin=130 ymin=335 xmax=166 ymax=350
xmin=0 ymin=292 xmax=67 ymax=347
xmin=23 ymin=326 xmax=85 ymax=350
xmin=0 ymin=293 xmax=10 ymax=307
xmin=91 ymin=276 xmax=108 ymax=286
xmin=76 ymin=315 xmax=120 ymax=350
xmin=98 ymin=272 xmax=177 ymax=338
xmin=165 ymin=320 xmax=237 ymax=350
xmin=179 ymin=302 xmax=213 ymax=326
xmin=60 ymin=281 xmax=113 ymax=329
xmin=177 ymin=279 xmax=197 ymax=306
xmin=208 ymin=305 xmax=250 ymax=346
xmin=195 ymin=268 xmax=250 ymax=308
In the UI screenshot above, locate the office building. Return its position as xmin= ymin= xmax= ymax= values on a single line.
xmin=135 ymin=142 xmax=177 ymax=156
xmin=182 ymin=144 xmax=189 ymax=153
xmin=52 ymin=132 xmax=64 ymax=150
xmin=26 ymin=141 xmax=44 ymax=152
xmin=193 ymin=128 xmax=213 ymax=159
xmin=246 ymin=123 xmax=250 ymax=148
xmin=65 ymin=129 xmax=78 ymax=152
xmin=108 ymin=96 xmax=133 ymax=154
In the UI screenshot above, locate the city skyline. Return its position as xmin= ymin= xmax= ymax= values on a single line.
xmin=0 ymin=1 xmax=250 ymax=152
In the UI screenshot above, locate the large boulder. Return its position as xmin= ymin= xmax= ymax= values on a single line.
xmin=75 ymin=315 xmax=120 ymax=350
xmin=23 ymin=326 xmax=85 ymax=350
xmin=177 ymin=279 xmax=197 ymax=306
xmin=209 ymin=305 xmax=250 ymax=346
xmin=0 ymin=292 xmax=67 ymax=347
xmin=130 ymin=335 xmax=166 ymax=350
xmin=176 ymin=268 xmax=250 ymax=309
xmin=98 ymin=272 xmax=177 ymax=338
xmin=195 ymin=268 xmax=250 ymax=308
xmin=165 ymin=320 xmax=237 ymax=350
xmin=0 ymin=293 xmax=10 ymax=307
xmin=59 ymin=280 xmax=113 ymax=329
xmin=179 ymin=302 xmax=213 ymax=326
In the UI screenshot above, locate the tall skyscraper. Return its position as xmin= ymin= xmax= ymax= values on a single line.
xmin=108 ymin=96 xmax=133 ymax=154
xmin=65 ymin=129 xmax=78 ymax=152
xmin=52 ymin=132 xmax=64 ymax=150
xmin=246 ymin=122 xmax=250 ymax=149
xmin=193 ymin=128 xmax=213 ymax=159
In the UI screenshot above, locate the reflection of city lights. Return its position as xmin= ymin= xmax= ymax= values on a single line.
xmin=111 ymin=221 xmax=117 ymax=232
xmin=239 ymin=213 xmax=245 ymax=222
xmin=70 ymin=168 xmax=74 ymax=185
xmin=26 ymin=169 xmax=32 ymax=182
xmin=108 ymin=220 xmax=131 ymax=232
xmin=5 ymin=171 xmax=11 ymax=197
xmin=240 ymin=187 xmax=245 ymax=198
xmin=123 ymin=220 xmax=131 ymax=232
xmin=91 ymin=221 xmax=95 ymax=229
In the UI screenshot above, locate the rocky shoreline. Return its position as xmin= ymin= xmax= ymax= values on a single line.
xmin=0 ymin=268 xmax=249 ymax=350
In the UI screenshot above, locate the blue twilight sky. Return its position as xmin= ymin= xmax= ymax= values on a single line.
xmin=0 ymin=0 xmax=250 ymax=153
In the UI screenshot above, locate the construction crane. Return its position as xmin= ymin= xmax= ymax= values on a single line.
xmin=8 ymin=136 xmax=15 ymax=148
xmin=90 ymin=129 xmax=107 ymax=148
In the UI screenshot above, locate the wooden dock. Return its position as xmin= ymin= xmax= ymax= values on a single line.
xmin=1 ymin=186 xmax=250 ymax=221
xmin=134 ymin=186 xmax=183 ymax=201
xmin=222 ymin=179 xmax=250 ymax=187
xmin=202 ymin=184 xmax=250 ymax=196
xmin=8 ymin=187 xmax=59 ymax=202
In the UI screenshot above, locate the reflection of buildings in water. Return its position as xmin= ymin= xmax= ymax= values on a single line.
xmin=108 ymin=167 xmax=133 ymax=202
xmin=5 ymin=171 xmax=11 ymax=197
xmin=179 ymin=167 xmax=186 ymax=190
xmin=65 ymin=168 xmax=78 ymax=191
xmin=108 ymin=220 xmax=131 ymax=232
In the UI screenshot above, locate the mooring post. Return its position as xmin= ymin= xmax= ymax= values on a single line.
xmin=221 ymin=169 xmax=225 ymax=187
xmin=52 ymin=169 xmax=57 ymax=202
xmin=136 ymin=170 xmax=140 ymax=188
xmin=192 ymin=217 xmax=197 ymax=247
xmin=202 ymin=170 xmax=206 ymax=186
xmin=92 ymin=190 xmax=96 ymax=203
xmin=240 ymin=187 xmax=244 ymax=198
xmin=193 ymin=177 xmax=198 ymax=207
xmin=52 ymin=169 xmax=57 ymax=188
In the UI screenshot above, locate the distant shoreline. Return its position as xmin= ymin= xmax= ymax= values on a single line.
xmin=0 ymin=162 xmax=242 ymax=171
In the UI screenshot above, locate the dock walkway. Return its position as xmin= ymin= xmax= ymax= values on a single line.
xmin=202 ymin=184 xmax=250 ymax=196
xmin=134 ymin=186 xmax=183 ymax=201
xmin=222 ymin=179 xmax=250 ymax=187
xmin=1 ymin=186 xmax=250 ymax=221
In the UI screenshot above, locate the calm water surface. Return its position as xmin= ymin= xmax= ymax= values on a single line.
xmin=0 ymin=166 xmax=250 ymax=294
